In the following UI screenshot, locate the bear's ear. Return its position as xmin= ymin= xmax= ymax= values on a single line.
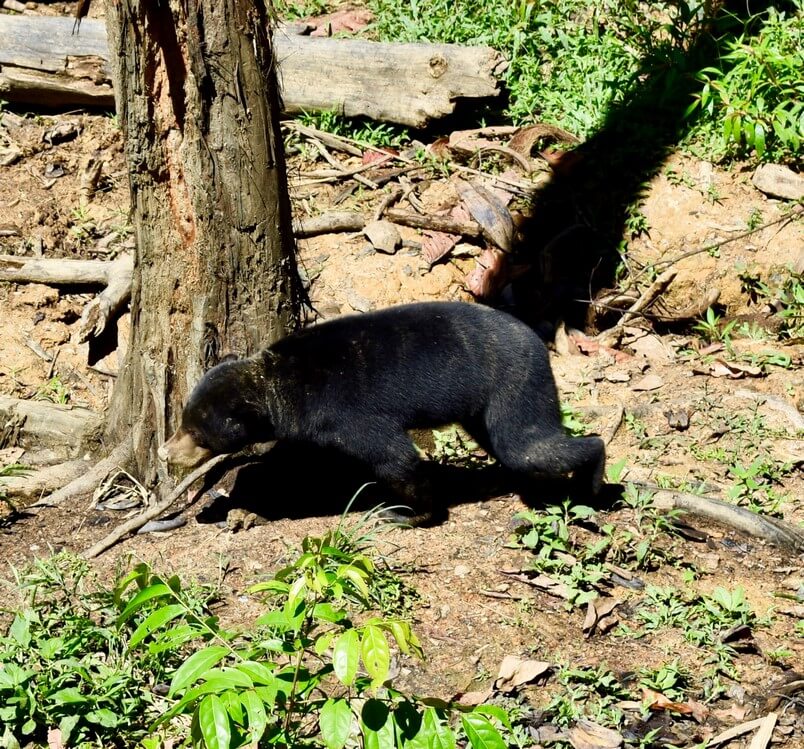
xmin=219 ymin=352 xmax=240 ymax=364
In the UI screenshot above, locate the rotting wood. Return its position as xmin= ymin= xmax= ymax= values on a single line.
xmin=0 ymin=15 xmax=506 ymax=127
xmin=77 ymin=253 xmax=133 ymax=341
xmin=0 ymin=395 xmax=102 ymax=458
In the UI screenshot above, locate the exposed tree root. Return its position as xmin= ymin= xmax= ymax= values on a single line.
xmin=82 ymin=453 xmax=231 ymax=559
xmin=32 ymin=441 xmax=133 ymax=507
xmin=647 ymin=484 xmax=804 ymax=553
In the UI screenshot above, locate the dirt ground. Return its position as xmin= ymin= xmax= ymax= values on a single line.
xmin=1 ymin=8 xmax=804 ymax=749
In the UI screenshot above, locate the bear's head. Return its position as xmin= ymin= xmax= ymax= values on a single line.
xmin=158 ymin=359 xmax=271 ymax=468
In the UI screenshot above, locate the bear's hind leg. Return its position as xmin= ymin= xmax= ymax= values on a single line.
xmin=489 ymin=431 xmax=606 ymax=496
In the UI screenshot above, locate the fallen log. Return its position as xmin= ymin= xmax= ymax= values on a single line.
xmin=0 ymin=253 xmax=122 ymax=285
xmin=0 ymin=395 xmax=102 ymax=458
xmin=0 ymin=16 xmax=506 ymax=127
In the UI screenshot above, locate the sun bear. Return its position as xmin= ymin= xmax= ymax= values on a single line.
xmin=158 ymin=301 xmax=605 ymax=524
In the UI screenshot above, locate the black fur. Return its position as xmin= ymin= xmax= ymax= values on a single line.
xmin=164 ymin=302 xmax=605 ymax=523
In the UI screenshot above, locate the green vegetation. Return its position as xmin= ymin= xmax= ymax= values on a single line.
xmin=277 ymin=0 xmax=804 ymax=164
xmin=0 ymin=523 xmax=508 ymax=749
xmin=512 ymin=489 xmax=678 ymax=608
xmin=687 ymin=3 xmax=804 ymax=162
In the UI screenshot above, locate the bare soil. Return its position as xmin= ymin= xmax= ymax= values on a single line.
xmin=1 ymin=8 xmax=803 ymax=748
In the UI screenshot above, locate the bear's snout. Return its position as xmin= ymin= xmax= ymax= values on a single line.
xmin=159 ymin=427 xmax=213 ymax=468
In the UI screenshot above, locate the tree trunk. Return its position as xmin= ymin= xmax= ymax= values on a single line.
xmin=105 ymin=0 xmax=301 ymax=488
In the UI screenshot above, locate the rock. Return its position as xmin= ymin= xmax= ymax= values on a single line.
xmin=345 ymin=290 xmax=371 ymax=313
xmin=751 ymin=164 xmax=804 ymax=201
xmin=363 ymin=219 xmax=401 ymax=254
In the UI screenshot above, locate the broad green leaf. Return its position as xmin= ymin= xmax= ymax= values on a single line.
xmin=420 ymin=708 xmax=456 ymax=749
xmin=240 ymin=690 xmax=268 ymax=741
xmin=314 ymin=602 xmax=347 ymax=623
xmin=197 ymin=694 xmax=231 ymax=749
xmin=128 ymin=603 xmax=187 ymax=649
xmin=117 ymin=583 xmax=172 ymax=624
xmin=59 ymin=715 xmax=80 ymax=747
xmin=201 ymin=667 xmax=254 ymax=689
xmin=9 ymin=615 xmax=30 ymax=647
xmin=361 ymin=625 xmax=390 ymax=685
xmin=333 ymin=628 xmax=360 ymax=686
xmin=461 ymin=713 xmax=507 ymax=749
xmin=474 ymin=706 xmax=512 ymax=731
xmin=148 ymin=624 xmax=202 ymax=654
xmin=220 ymin=690 xmax=244 ymax=724
xmin=50 ymin=687 xmax=87 ymax=704
xmin=235 ymin=660 xmax=277 ymax=685
xmin=319 ymin=698 xmax=353 ymax=749
xmin=86 ymin=708 xmax=120 ymax=727
xmin=361 ymin=699 xmax=394 ymax=749
xmin=169 ymin=645 xmax=229 ymax=696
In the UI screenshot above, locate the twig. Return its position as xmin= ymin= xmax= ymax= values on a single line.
xmin=309 ymin=138 xmax=378 ymax=189
xmin=82 ymin=453 xmax=231 ymax=558
xmin=598 ymin=269 xmax=677 ymax=346
xmin=374 ymin=188 xmax=403 ymax=221
xmin=384 ymin=208 xmax=483 ymax=238
xmin=292 ymin=211 xmax=365 ymax=237
xmin=640 ymin=205 xmax=804 ymax=280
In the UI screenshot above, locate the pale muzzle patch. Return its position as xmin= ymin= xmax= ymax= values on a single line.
xmin=158 ymin=428 xmax=213 ymax=468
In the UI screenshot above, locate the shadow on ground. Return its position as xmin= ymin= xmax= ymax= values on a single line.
xmin=511 ymin=1 xmax=788 ymax=331
xmin=193 ymin=440 xmax=622 ymax=526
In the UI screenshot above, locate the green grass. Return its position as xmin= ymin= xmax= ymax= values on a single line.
xmin=365 ymin=0 xmax=641 ymax=135
xmin=279 ymin=0 xmax=803 ymax=165
xmin=686 ymin=2 xmax=804 ymax=162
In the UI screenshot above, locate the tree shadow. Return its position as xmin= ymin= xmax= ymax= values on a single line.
xmin=509 ymin=1 xmax=787 ymax=331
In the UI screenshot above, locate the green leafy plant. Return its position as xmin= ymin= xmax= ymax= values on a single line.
xmin=0 ymin=553 xmax=207 ymax=746
xmin=34 ymin=375 xmax=71 ymax=405
xmin=727 ymin=456 xmax=792 ymax=514
xmin=688 ymin=3 xmax=804 ymax=162
xmin=639 ymin=660 xmax=690 ymax=701
xmin=693 ymin=307 xmax=737 ymax=344
xmin=429 ymin=425 xmax=490 ymax=468
xmin=546 ymin=665 xmax=629 ymax=729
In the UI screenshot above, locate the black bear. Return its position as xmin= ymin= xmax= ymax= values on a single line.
xmin=158 ymin=301 xmax=605 ymax=524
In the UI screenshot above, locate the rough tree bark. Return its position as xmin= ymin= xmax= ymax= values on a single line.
xmin=105 ymin=0 xmax=301 ymax=489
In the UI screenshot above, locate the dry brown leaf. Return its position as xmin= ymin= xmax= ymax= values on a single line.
xmin=456 ymin=689 xmax=492 ymax=706
xmin=631 ymin=374 xmax=665 ymax=391
xmin=569 ymin=335 xmax=634 ymax=363
xmin=642 ymin=688 xmax=709 ymax=722
xmin=362 ymin=149 xmax=395 ymax=165
xmin=568 ymin=719 xmax=623 ymax=749
xmin=700 ymin=359 xmax=764 ymax=379
xmin=48 ymin=728 xmax=65 ymax=749
xmin=583 ymin=597 xmax=621 ymax=637
xmin=465 ymin=248 xmax=509 ymax=300
xmin=494 ymin=655 xmax=551 ymax=692
xmin=456 ymin=180 xmax=514 ymax=252
xmin=422 ymin=230 xmax=460 ymax=266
